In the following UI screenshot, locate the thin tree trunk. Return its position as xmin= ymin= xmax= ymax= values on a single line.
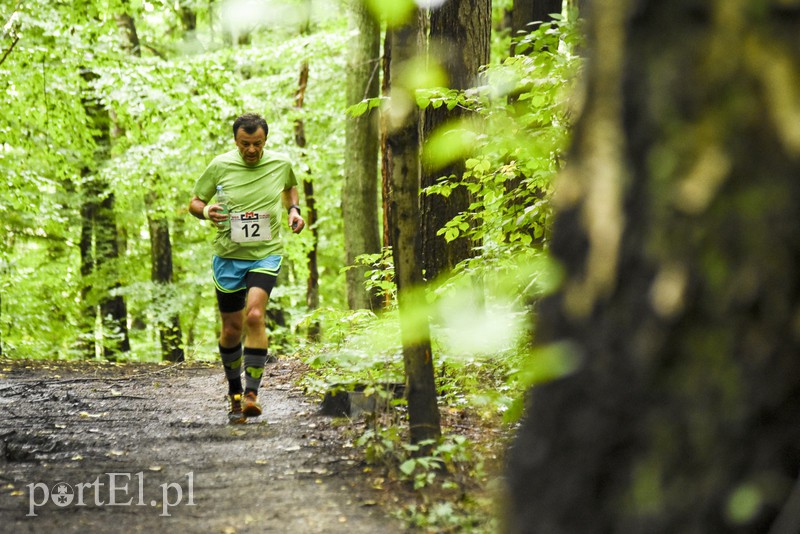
xmin=179 ymin=5 xmax=197 ymax=31
xmin=96 ymin=191 xmax=130 ymax=358
xmin=78 ymin=168 xmax=97 ymax=358
xmin=294 ymin=60 xmax=321 ymax=341
xmin=381 ymin=30 xmax=394 ymax=253
xmin=303 ymin=179 xmax=320 ymax=330
xmin=342 ymin=0 xmax=382 ymax=310
xmin=146 ymin=193 xmax=184 ymax=362
xmin=380 ymin=30 xmax=395 ymax=309
xmin=388 ymin=10 xmax=441 ymax=447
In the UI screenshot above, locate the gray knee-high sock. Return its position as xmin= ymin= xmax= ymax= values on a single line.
xmin=219 ymin=343 xmax=243 ymax=395
xmin=243 ymin=347 xmax=268 ymax=394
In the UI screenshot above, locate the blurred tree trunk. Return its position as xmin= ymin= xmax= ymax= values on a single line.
xmin=343 ymin=0 xmax=382 ymax=311
xmin=420 ymin=0 xmax=491 ymax=282
xmin=79 ymin=67 xmax=130 ymax=360
xmin=506 ymin=1 xmax=800 ymax=532
xmin=387 ymin=10 xmax=441 ymax=447
xmin=147 ymin=193 xmax=185 ymax=362
xmin=179 ymin=4 xmax=197 ymax=31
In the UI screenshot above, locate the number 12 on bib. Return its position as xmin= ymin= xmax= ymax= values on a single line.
xmin=229 ymin=211 xmax=272 ymax=243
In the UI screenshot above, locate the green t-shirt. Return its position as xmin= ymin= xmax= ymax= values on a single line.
xmin=193 ymin=149 xmax=298 ymax=260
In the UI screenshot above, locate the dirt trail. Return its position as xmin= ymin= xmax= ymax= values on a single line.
xmin=0 ymin=358 xmax=403 ymax=533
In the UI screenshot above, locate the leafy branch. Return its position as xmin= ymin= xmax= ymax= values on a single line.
xmin=0 ymin=9 xmax=21 ymax=68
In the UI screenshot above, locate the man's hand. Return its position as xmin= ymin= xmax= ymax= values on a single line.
xmin=288 ymin=211 xmax=305 ymax=233
xmin=190 ymin=195 xmax=228 ymax=225
xmin=204 ymin=203 xmax=229 ymax=225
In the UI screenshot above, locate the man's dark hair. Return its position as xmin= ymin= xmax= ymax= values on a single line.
xmin=233 ymin=113 xmax=269 ymax=138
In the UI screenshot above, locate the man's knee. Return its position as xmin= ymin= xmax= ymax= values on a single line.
xmin=220 ymin=315 xmax=243 ymax=343
xmin=222 ymin=324 xmax=242 ymax=338
xmin=244 ymin=307 xmax=265 ymax=331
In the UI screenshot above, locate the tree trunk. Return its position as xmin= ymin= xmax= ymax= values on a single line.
xmin=78 ymin=167 xmax=98 ymax=358
xmin=303 ymin=178 xmax=320 ymax=340
xmin=146 ymin=194 xmax=184 ymax=363
xmin=506 ymin=1 xmax=800 ymax=532
xmin=342 ymin=0 xmax=382 ymax=310
xmin=511 ymin=0 xmax=562 ymax=49
xmin=116 ymin=12 xmax=140 ymax=55
xmin=294 ymin=60 xmax=321 ymax=341
xmin=506 ymin=0 xmax=562 ymax=246
xmin=179 ymin=5 xmax=197 ymax=32
xmin=96 ymin=191 xmax=131 ymax=358
xmin=420 ymin=0 xmax=491 ymax=282
xmin=387 ymin=10 xmax=441 ymax=446
xmin=379 ymin=30 xmax=396 ymax=309
xmin=79 ymin=67 xmax=130 ymax=360
xmin=380 ymin=30 xmax=394 ymax=253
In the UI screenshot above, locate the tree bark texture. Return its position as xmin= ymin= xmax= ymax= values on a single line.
xmin=506 ymin=1 xmax=800 ymax=533
xmin=79 ymin=68 xmax=130 ymax=359
xmin=342 ymin=0 xmax=382 ymax=310
xmin=420 ymin=0 xmax=491 ymax=281
xmin=512 ymin=0 xmax=563 ymax=41
xmin=388 ymin=11 xmax=441 ymax=446
xmin=146 ymin=194 xmax=184 ymax=363
xmin=379 ymin=30 xmax=396 ymax=309
xmin=96 ymin=191 xmax=131 ymax=358
xmin=294 ymin=60 xmax=321 ymax=341
xmin=179 ymin=5 xmax=197 ymax=32
xmin=506 ymin=0 xmax=562 ymax=240
xmin=78 ymin=166 xmax=98 ymax=358
xmin=381 ymin=30 xmax=394 ymax=253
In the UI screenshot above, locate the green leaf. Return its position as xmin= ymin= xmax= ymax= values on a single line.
xmin=415 ymin=93 xmax=431 ymax=109
xmin=399 ymin=459 xmax=416 ymax=475
xmin=347 ymin=101 xmax=369 ymax=117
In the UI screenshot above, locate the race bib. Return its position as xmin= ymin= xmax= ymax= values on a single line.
xmin=230 ymin=211 xmax=272 ymax=243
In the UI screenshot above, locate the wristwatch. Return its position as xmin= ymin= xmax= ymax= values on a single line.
xmin=288 ymin=205 xmax=301 ymax=215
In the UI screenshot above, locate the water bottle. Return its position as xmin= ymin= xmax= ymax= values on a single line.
xmin=215 ymin=185 xmax=230 ymax=226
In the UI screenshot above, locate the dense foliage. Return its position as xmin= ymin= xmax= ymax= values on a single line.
xmin=1 ymin=0 xmax=350 ymax=358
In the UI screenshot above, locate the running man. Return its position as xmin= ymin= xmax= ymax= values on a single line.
xmin=189 ymin=113 xmax=304 ymax=423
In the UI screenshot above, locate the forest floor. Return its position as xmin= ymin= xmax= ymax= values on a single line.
xmin=0 ymin=358 xmax=413 ymax=533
